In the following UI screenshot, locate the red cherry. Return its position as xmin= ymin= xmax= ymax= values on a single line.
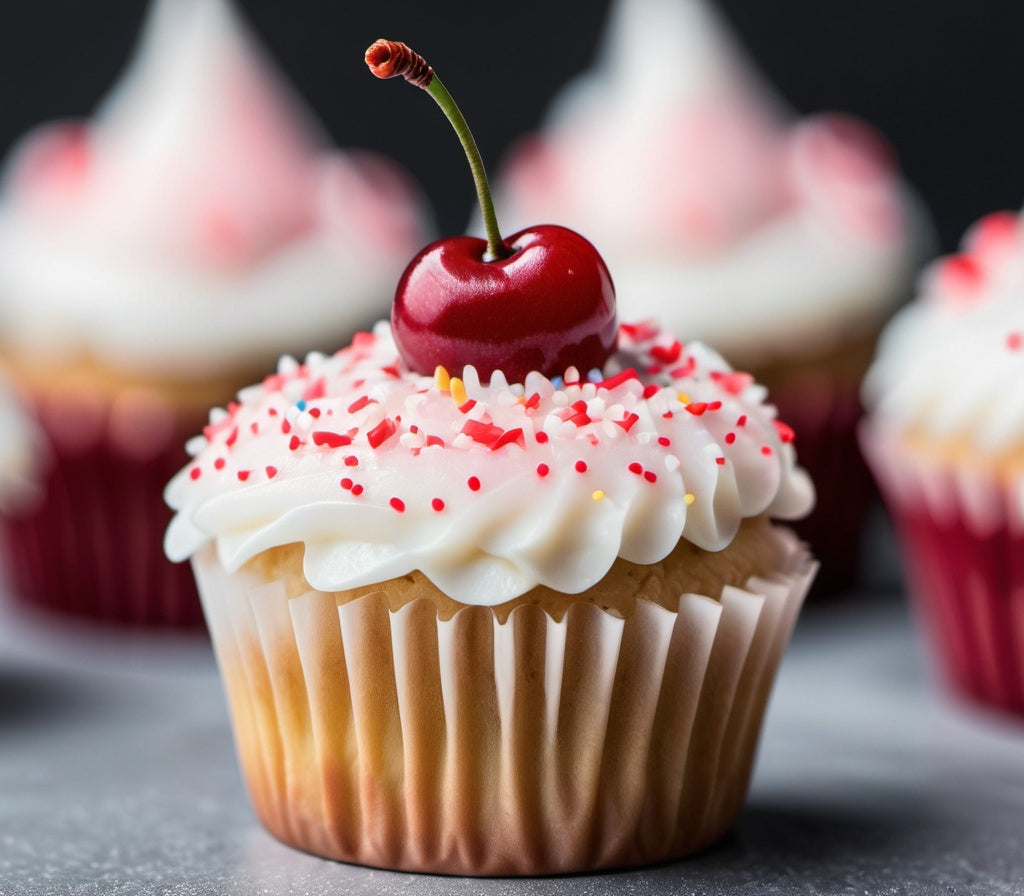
xmin=367 ymin=40 xmax=618 ymax=384
xmin=392 ymin=224 xmax=616 ymax=382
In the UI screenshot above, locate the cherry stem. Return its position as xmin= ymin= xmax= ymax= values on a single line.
xmin=366 ymin=40 xmax=510 ymax=261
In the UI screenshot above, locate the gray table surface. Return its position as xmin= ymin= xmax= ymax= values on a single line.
xmin=1 ymin=589 xmax=1022 ymax=896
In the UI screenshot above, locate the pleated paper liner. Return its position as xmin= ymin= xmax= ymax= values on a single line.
xmin=194 ymin=526 xmax=816 ymax=876
xmin=1 ymin=405 xmax=203 ymax=628
xmin=863 ymin=428 xmax=1024 ymax=718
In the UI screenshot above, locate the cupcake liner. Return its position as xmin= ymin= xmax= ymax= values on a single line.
xmin=1 ymin=412 xmax=203 ymax=628
xmin=863 ymin=428 xmax=1024 ymax=717
xmin=773 ymin=376 xmax=873 ymax=598
xmin=193 ymin=527 xmax=815 ymax=875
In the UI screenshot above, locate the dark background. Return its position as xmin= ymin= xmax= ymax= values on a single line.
xmin=0 ymin=1 xmax=1019 ymax=253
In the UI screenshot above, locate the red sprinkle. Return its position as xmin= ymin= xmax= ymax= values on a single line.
xmin=281 ymin=420 xmax=292 ymax=435
xmin=716 ymin=457 xmax=726 ymax=465
xmin=214 ymin=458 xmax=226 ymax=470
xmin=309 ymin=408 xmax=322 ymax=419
xmin=575 ymin=460 xmax=588 ymax=473
xmin=344 ymin=455 xmax=358 ymax=466
xmin=651 ymin=341 xmax=682 ymax=365
xmin=616 ymin=413 xmax=640 ymax=432
xmin=425 ymin=435 xmax=445 ymax=448
xmin=708 ymin=401 xmax=722 ymax=411
xmin=643 ymin=470 xmax=657 ymax=483
xmin=459 ymin=399 xmax=478 ymax=414
xmin=491 ymin=427 xmax=525 ymax=450
xmin=724 ymin=432 xmax=736 ymax=445
xmin=737 ymin=414 xmax=747 ymax=427
xmin=628 ymin=462 xmax=643 ymax=475
xmin=642 ymin=384 xmax=661 ymax=399
xmin=432 ymin=498 xmax=445 ymax=512
xmin=390 ymin=497 xmax=405 ymax=513
xmin=265 ymin=466 xmax=278 ymax=479
xmin=670 ymin=357 xmax=696 ymax=378
xmin=762 ymin=446 xmax=773 ymax=456
xmin=462 ymin=419 xmax=504 ymax=446
xmin=189 ymin=467 xmax=201 ymax=480
xmin=597 ymin=368 xmax=640 ymax=391
xmin=225 ymin=427 xmax=238 ymax=448
xmin=351 ymin=484 xmax=364 ymax=496
xmin=524 ymin=392 xmax=541 ymax=409
xmin=237 ymin=470 xmax=250 ymax=482
xmin=367 ymin=417 xmax=397 ymax=449
xmin=711 ymin=370 xmax=754 ymax=395
xmin=467 ymin=476 xmax=481 ymax=491
xmin=1008 ymin=332 xmax=1023 ymax=351
xmin=536 ymin=463 xmax=550 ymax=478
xmin=657 ymin=437 xmax=671 ymax=447
xmin=312 ymin=430 xmax=352 ymax=448
xmin=774 ymin=421 xmax=796 ymax=443
xmin=536 ymin=430 xmax=550 ymax=444
xmin=685 ymin=402 xmax=708 ymax=416
xmin=340 ymin=477 xmax=353 ymax=490
xmin=348 ymin=395 xmax=376 ymax=414
xmin=289 ymin=435 xmax=302 ymax=451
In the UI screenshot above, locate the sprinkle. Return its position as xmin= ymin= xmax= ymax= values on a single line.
xmin=524 ymin=392 xmax=541 ymax=410
xmin=458 ymin=399 xmax=477 ymax=414
xmin=716 ymin=457 xmax=726 ymax=465
xmin=651 ymin=341 xmax=682 ymax=364
xmin=462 ymin=419 xmax=505 ymax=446
xmin=671 ymin=358 xmax=696 ymax=378
xmin=657 ymin=437 xmax=671 ymax=447
xmin=535 ymin=430 xmax=550 ymax=444
xmin=296 ymin=399 xmax=307 ymax=412
xmin=1008 ymin=332 xmax=1023 ymax=351
xmin=677 ymin=392 xmax=691 ymax=404
xmin=432 ymin=498 xmax=445 ymax=512
xmin=643 ymin=470 xmax=657 ymax=483
xmin=710 ymin=370 xmax=754 ymax=395
xmin=536 ymin=463 xmax=550 ymax=478
xmin=737 ymin=414 xmax=747 ymax=427
xmin=289 ymin=435 xmax=302 ymax=451
xmin=309 ymin=408 xmax=322 ymax=419
xmin=708 ymin=401 xmax=722 ymax=411
xmin=367 ymin=418 xmax=397 ymax=448
xmin=761 ymin=445 xmax=773 ymax=456
xmin=598 ymin=368 xmax=639 ymax=390
xmin=642 ymin=384 xmax=661 ymax=399
xmin=684 ymin=493 xmax=696 ymax=505
xmin=575 ymin=460 xmax=588 ymax=473
xmin=628 ymin=462 xmax=643 ymax=475
xmin=214 ymin=458 xmax=226 ymax=470
xmin=351 ymin=483 xmax=364 ymax=496
xmin=250 ymin=422 xmax=259 ymax=434
xmin=344 ymin=455 xmax=359 ymax=467
xmin=237 ymin=470 xmax=250 ymax=482
xmin=450 ymin=377 xmax=468 ymax=406
xmin=390 ymin=497 xmax=405 ymax=513
xmin=381 ymin=365 xmax=401 ymax=379
xmin=268 ymin=407 xmax=279 ymax=416
xmin=189 ymin=467 xmax=201 ymax=480
xmin=685 ymin=402 xmax=708 ymax=416
xmin=615 ymin=413 xmax=639 ymax=432
xmin=467 ymin=476 xmax=481 ymax=491
xmin=592 ymin=490 xmax=605 ymax=501
xmin=340 ymin=478 xmax=353 ymax=490
xmin=491 ymin=427 xmax=525 ymax=450
xmin=348 ymin=395 xmax=376 ymax=414
xmin=304 ymin=378 xmax=326 ymax=401
xmin=225 ymin=427 xmax=238 ymax=448
xmin=312 ymin=431 xmax=353 ymax=448
xmin=265 ymin=466 xmax=278 ymax=479
xmin=425 ymin=435 xmax=445 ymax=448
xmin=774 ymin=421 xmax=795 ymax=443
xmin=724 ymin=432 xmax=736 ymax=445
xmin=434 ymin=366 xmax=451 ymax=390
xmin=281 ymin=420 xmax=292 ymax=435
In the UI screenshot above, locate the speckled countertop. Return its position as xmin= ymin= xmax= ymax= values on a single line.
xmin=1 ymin=590 xmax=1022 ymax=896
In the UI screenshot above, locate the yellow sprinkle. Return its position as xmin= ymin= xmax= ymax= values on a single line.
xmin=450 ymin=376 xmax=468 ymax=406
xmin=678 ymin=392 xmax=690 ymax=404
xmin=592 ymin=490 xmax=605 ymax=501
xmin=434 ymin=366 xmax=451 ymax=391
xmin=684 ymin=493 xmax=696 ymax=505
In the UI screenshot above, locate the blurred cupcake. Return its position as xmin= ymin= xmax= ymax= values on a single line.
xmin=862 ymin=210 xmax=1024 ymax=719
xmin=0 ymin=0 xmax=431 ymax=626
xmin=492 ymin=0 xmax=930 ymax=594
xmin=165 ymin=317 xmax=816 ymax=874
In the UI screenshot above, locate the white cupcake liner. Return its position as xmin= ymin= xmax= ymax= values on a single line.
xmin=193 ymin=527 xmax=815 ymax=875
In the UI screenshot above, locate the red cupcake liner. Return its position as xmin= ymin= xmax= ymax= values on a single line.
xmin=863 ymin=429 xmax=1024 ymax=718
xmin=772 ymin=376 xmax=874 ymax=598
xmin=1 ymin=407 xmax=203 ymax=628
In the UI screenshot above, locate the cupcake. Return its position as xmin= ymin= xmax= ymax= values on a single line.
xmin=491 ymin=0 xmax=930 ymax=594
xmin=164 ymin=39 xmax=817 ymax=874
xmin=862 ymin=210 xmax=1024 ymax=719
xmin=0 ymin=0 xmax=431 ymax=625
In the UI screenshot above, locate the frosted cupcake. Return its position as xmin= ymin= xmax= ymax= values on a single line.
xmin=164 ymin=39 xmax=817 ymax=875
xmin=0 ymin=0 xmax=431 ymax=625
xmin=862 ymin=210 xmax=1024 ymax=719
xmin=492 ymin=0 xmax=929 ymax=593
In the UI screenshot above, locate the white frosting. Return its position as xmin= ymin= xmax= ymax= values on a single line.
xmin=491 ymin=0 xmax=927 ymax=364
xmin=165 ymin=321 xmax=814 ymax=604
xmin=863 ymin=210 xmax=1024 ymax=454
xmin=0 ymin=0 xmax=430 ymax=381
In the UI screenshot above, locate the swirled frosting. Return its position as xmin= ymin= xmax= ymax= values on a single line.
xmin=0 ymin=0 xmax=430 ymax=381
xmin=863 ymin=210 xmax=1024 ymax=454
xmin=491 ymin=0 xmax=927 ymax=365
xmin=165 ymin=321 xmax=814 ymax=604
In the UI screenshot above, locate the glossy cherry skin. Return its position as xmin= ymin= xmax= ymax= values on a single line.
xmin=391 ymin=224 xmax=617 ymax=383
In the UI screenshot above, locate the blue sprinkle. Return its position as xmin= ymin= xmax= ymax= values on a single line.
xmin=550 ymin=376 xmax=564 ymax=390
xmin=296 ymin=399 xmax=307 ymax=411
